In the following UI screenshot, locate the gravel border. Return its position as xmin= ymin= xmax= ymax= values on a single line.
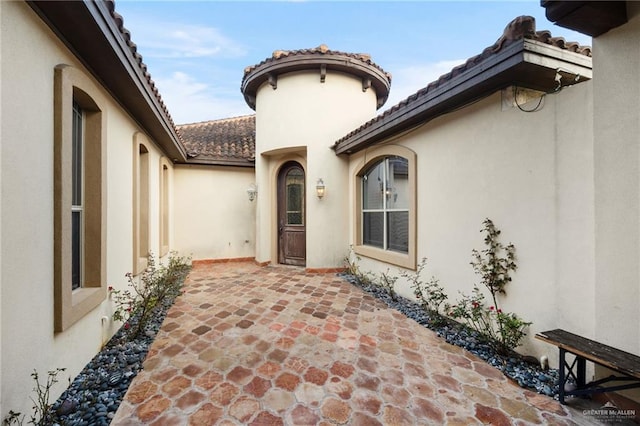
xmin=338 ymin=273 xmax=560 ymax=398
xmin=50 ymin=291 xmax=183 ymax=426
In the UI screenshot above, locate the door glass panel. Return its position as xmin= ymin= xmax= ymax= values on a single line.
xmin=286 ymin=167 xmax=304 ymax=225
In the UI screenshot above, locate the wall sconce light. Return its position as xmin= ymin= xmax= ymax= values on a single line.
xmin=247 ymin=184 xmax=257 ymax=202
xmin=316 ymin=178 xmax=325 ymax=199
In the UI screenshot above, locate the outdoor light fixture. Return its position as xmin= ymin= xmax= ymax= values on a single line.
xmin=316 ymin=178 xmax=325 ymax=199
xmin=247 ymin=184 xmax=257 ymax=202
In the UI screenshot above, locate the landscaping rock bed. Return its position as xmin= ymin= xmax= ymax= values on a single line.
xmin=50 ymin=295 xmax=178 ymax=426
xmin=339 ymin=272 xmax=561 ymax=398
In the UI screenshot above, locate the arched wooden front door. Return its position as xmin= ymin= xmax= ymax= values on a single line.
xmin=278 ymin=162 xmax=306 ymax=266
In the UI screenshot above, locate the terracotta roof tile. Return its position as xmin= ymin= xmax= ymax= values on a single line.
xmin=333 ymin=16 xmax=592 ymax=149
xmin=241 ymin=44 xmax=392 ymax=110
xmin=177 ymin=115 xmax=256 ymax=166
xmin=242 ymin=44 xmax=391 ymax=84
xmin=107 ymin=1 xmax=181 ymax=138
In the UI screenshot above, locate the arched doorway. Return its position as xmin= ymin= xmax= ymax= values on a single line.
xmin=277 ymin=161 xmax=306 ymax=266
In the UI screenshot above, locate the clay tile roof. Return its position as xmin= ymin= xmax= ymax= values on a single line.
xmin=241 ymin=44 xmax=392 ymax=109
xmin=333 ymin=16 xmax=592 ymax=153
xmin=177 ymin=115 xmax=256 ymax=167
xmin=242 ymin=44 xmax=390 ymax=82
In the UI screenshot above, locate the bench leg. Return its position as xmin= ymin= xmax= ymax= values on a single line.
xmin=559 ymin=348 xmax=567 ymax=404
xmin=558 ymin=348 xmax=589 ymax=404
xmin=576 ymin=357 xmax=586 ymax=388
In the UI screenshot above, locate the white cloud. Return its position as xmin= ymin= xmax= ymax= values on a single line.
xmin=123 ymin=16 xmax=246 ymax=59
xmin=383 ymin=59 xmax=465 ymax=111
xmin=156 ymin=60 xmax=471 ymax=124
xmin=154 ymin=60 xmax=471 ymax=124
xmin=154 ymin=72 xmax=253 ymax=124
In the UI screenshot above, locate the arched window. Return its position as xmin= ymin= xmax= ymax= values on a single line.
xmin=54 ymin=65 xmax=107 ymax=331
xmin=133 ymin=135 xmax=150 ymax=274
xmin=362 ymin=156 xmax=409 ymax=252
xmin=159 ymin=158 xmax=171 ymax=257
xmin=355 ymin=146 xmax=416 ymax=269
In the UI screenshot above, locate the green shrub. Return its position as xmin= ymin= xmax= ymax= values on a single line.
xmin=400 ymin=258 xmax=448 ymax=325
xmin=343 ymin=246 xmax=374 ymax=286
xmin=3 ymin=368 xmax=67 ymax=426
xmin=447 ymin=219 xmax=531 ymax=355
xmin=110 ymin=252 xmax=191 ymax=339
xmin=379 ymin=270 xmax=398 ymax=301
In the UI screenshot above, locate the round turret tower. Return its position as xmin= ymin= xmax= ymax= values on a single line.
xmin=241 ymin=45 xmax=391 ymax=269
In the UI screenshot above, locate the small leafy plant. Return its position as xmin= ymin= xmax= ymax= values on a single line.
xmin=3 ymin=368 xmax=67 ymax=426
xmin=402 ymin=259 xmax=447 ymax=312
xmin=470 ymin=218 xmax=517 ymax=303
xmin=379 ymin=270 xmax=398 ymax=301
xmin=110 ymin=252 xmax=191 ymax=339
xmin=400 ymin=258 xmax=448 ymax=325
xmin=447 ymin=219 xmax=531 ymax=355
xmin=344 ymin=246 xmax=360 ymax=277
xmin=343 ymin=246 xmax=374 ymax=286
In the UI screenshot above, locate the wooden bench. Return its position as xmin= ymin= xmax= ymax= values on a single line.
xmin=536 ymin=329 xmax=640 ymax=404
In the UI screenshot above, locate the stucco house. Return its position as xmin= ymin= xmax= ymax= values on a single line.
xmin=1 ymin=0 xmax=639 ymax=416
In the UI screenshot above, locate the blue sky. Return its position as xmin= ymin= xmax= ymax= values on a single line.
xmin=114 ymin=1 xmax=591 ymax=124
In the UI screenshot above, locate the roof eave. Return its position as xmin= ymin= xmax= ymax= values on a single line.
xmin=241 ymin=53 xmax=391 ymax=110
xmin=334 ymin=39 xmax=592 ymax=155
xmin=28 ymin=0 xmax=188 ymax=162
xmin=541 ymin=0 xmax=627 ymax=37
xmin=183 ymin=158 xmax=256 ymax=168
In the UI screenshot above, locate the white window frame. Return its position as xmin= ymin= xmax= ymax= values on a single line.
xmin=71 ymin=101 xmax=84 ymax=291
xmin=361 ymin=157 xmax=409 ymax=252
xmin=354 ymin=145 xmax=416 ymax=270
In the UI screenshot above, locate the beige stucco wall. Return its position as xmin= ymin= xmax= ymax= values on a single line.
xmin=3 ymin=0 xmax=638 ymax=413
xmin=0 ymin=2 xmax=174 ymax=416
xmin=348 ymin=83 xmax=595 ymax=363
xmin=173 ymin=165 xmax=255 ymax=261
xmin=590 ymin=2 xmax=640 ymax=400
xmin=254 ymin=70 xmax=379 ymax=268
xmin=592 ymin=2 xmax=640 ymax=356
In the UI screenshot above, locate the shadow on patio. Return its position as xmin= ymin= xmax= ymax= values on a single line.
xmin=111 ymin=261 xmax=594 ymax=425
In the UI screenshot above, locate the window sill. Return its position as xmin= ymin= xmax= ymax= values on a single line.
xmin=134 ymin=257 xmax=148 ymax=276
xmin=354 ymin=244 xmax=416 ymax=270
xmin=55 ymin=286 xmax=106 ymax=332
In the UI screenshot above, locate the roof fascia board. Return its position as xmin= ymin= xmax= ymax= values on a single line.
xmin=334 ymin=41 xmax=527 ymax=154
xmin=522 ymin=40 xmax=592 ymax=77
xmin=542 ymin=1 xmax=627 ymax=37
xmin=184 ymin=158 xmax=256 ymax=168
xmin=334 ymin=39 xmax=591 ymax=155
xmin=90 ymin=2 xmax=184 ymax=153
xmin=86 ymin=1 xmax=187 ymax=162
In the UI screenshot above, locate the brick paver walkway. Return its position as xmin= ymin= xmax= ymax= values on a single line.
xmin=112 ymin=262 xmax=592 ymax=425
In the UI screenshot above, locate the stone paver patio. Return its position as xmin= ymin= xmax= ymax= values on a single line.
xmin=111 ymin=261 xmax=596 ymax=425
